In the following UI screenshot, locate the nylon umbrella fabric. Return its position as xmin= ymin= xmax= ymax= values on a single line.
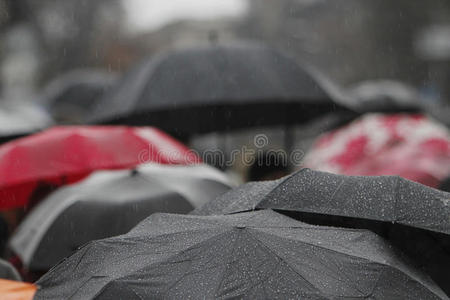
xmin=193 ymin=168 xmax=450 ymax=294
xmin=303 ymin=113 xmax=450 ymax=188
xmin=9 ymin=163 xmax=232 ymax=272
xmin=39 ymin=69 xmax=117 ymax=123
xmin=35 ymin=210 xmax=447 ymax=299
xmin=89 ymin=42 xmax=356 ymax=138
xmin=0 ymin=126 xmax=200 ymax=210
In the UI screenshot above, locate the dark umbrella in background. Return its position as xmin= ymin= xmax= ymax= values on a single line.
xmin=347 ymin=80 xmax=424 ymax=113
xmin=39 ymin=69 xmax=117 ymax=124
xmin=0 ymin=258 xmax=20 ymax=281
xmin=193 ymin=168 xmax=450 ymax=295
xmin=0 ymin=100 xmax=53 ymax=144
xmin=35 ymin=210 xmax=447 ymax=300
xmin=89 ymin=42 xmax=356 ymax=139
xmin=9 ymin=163 xmax=232 ymax=274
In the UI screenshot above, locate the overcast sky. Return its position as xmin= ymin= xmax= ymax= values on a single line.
xmin=123 ymin=0 xmax=248 ymax=33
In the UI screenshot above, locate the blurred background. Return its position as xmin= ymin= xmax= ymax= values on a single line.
xmin=0 ymin=0 xmax=449 ymax=183
xmin=1 ymin=0 xmax=450 ymax=102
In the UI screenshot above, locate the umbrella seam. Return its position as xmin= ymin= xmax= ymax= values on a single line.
xmin=252 ymin=228 xmax=397 ymax=268
xmin=246 ymin=230 xmax=332 ymax=299
xmin=213 ymin=229 xmax=242 ymax=298
xmin=260 ymin=169 xmax=308 ymax=204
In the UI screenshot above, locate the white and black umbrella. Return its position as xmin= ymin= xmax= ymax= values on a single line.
xmin=9 ymin=163 xmax=232 ymax=271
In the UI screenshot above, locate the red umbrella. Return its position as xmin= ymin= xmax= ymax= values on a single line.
xmin=303 ymin=113 xmax=450 ymax=187
xmin=0 ymin=126 xmax=200 ymax=210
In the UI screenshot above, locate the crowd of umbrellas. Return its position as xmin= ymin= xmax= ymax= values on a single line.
xmin=0 ymin=42 xmax=448 ymax=299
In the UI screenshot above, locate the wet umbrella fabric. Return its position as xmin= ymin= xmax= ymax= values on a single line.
xmin=35 ymin=210 xmax=447 ymax=300
xmin=0 ymin=126 xmax=199 ymax=210
xmin=10 ymin=163 xmax=231 ymax=271
xmin=303 ymin=113 xmax=450 ymax=188
xmin=193 ymin=168 xmax=450 ymax=295
xmin=89 ymin=43 xmax=355 ymax=138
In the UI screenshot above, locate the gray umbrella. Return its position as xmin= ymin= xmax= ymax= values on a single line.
xmin=40 ymin=69 xmax=117 ymax=124
xmin=89 ymin=42 xmax=356 ymax=138
xmin=34 ymin=210 xmax=447 ymax=299
xmin=9 ymin=163 xmax=232 ymax=272
xmin=193 ymin=168 xmax=450 ymax=295
xmin=0 ymin=259 xmax=21 ymax=281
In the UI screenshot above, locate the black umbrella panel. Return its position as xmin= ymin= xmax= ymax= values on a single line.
xmin=40 ymin=69 xmax=117 ymax=123
xmin=9 ymin=163 xmax=232 ymax=272
xmin=193 ymin=168 xmax=450 ymax=294
xmin=35 ymin=210 xmax=447 ymax=299
xmin=89 ymin=43 xmax=356 ymax=138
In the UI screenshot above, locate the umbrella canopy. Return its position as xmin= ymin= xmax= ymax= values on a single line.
xmin=193 ymin=168 xmax=450 ymax=295
xmin=0 ymin=279 xmax=36 ymax=300
xmin=348 ymin=80 xmax=423 ymax=113
xmin=0 ymin=126 xmax=199 ymax=210
xmin=0 ymin=100 xmax=53 ymax=144
xmin=10 ymin=163 xmax=232 ymax=271
xmin=303 ymin=113 xmax=450 ymax=188
xmin=0 ymin=259 xmax=20 ymax=281
xmin=39 ymin=69 xmax=117 ymax=123
xmin=35 ymin=210 xmax=446 ymax=299
xmin=89 ymin=43 xmax=355 ymax=138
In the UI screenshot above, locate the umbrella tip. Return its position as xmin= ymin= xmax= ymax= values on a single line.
xmin=130 ymin=169 xmax=139 ymax=176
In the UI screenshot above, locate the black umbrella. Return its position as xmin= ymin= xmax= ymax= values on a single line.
xmin=193 ymin=168 xmax=450 ymax=294
xmin=9 ymin=163 xmax=231 ymax=272
xmin=89 ymin=43 xmax=355 ymax=138
xmin=35 ymin=210 xmax=446 ymax=299
xmin=40 ymin=69 xmax=117 ymax=123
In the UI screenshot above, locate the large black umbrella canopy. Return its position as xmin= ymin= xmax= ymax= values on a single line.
xmin=9 ymin=163 xmax=231 ymax=272
xmin=89 ymin=43 xmax=355 ymax=138
xmin=35 ymin=210 xmax=446 ymax=299
xmin=193 ymin=168 xmax=450 ymax=294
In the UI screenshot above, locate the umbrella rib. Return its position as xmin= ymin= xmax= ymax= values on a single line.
xmin=393 ymin=176 xmax=400 ymax=224
xmin=246 ymin=230 xmax=331 ymax=298
xmin=253 ymin=228 xmax=390 ymax=268
xmin=252 ymin=229 xmax=446 ymax=298
xmin=213 ymin=230 xmax=242 ymax=297
xmin=102 ymin=230 xmax=233 ymax=293
xmin=260 ymin=169 xmax=307 ymax=205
